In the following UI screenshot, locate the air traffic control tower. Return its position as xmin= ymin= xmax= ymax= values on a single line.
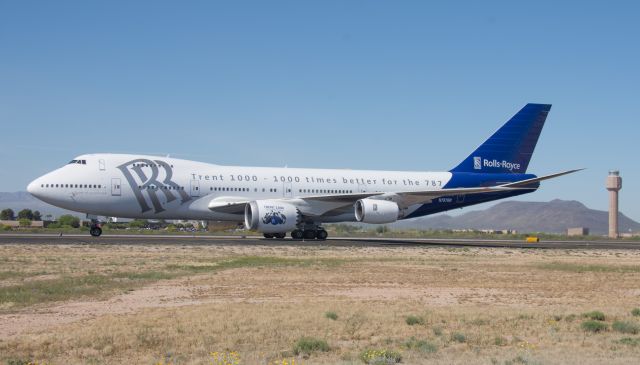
xmin=606 ymin=170 xmax=622 ymax=238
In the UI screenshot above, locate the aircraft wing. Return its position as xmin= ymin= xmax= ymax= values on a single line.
xmin=303 ymin=169 xmax=582 ymax=202
xmin=500 ymin=168 xmax=584 ymax=188
xmin=208 ymin=169 xmax=582 ymax=215
xmin=207 ymin=196 xmax=249 ymax=214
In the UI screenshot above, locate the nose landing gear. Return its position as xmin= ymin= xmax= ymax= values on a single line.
xmin=89 ymin=224 xmax=102 ymax=237
xmin=87 ymin=215 xmax=102 ymax=237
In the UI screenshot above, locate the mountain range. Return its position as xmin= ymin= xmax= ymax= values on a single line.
xmin=393 ymin=199 xmax=640 ymax=235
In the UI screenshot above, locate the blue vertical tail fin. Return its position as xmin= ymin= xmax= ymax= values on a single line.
xmin=450 ymin=103 xmax=551 ymax=174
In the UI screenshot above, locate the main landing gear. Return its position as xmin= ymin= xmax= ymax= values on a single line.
xmin=263 ymin=233 xmax=286 ymax=239
xmin=262 ymin=228 xmax=328 ymax=240
xmin=292 ymin=228 xmax=327 ymax=240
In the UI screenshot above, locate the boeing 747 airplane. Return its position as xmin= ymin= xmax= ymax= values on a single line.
xmin=27 ymin=104 xmax=580 ymax=239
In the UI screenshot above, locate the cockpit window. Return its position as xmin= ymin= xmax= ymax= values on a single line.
xmin=67 ymin=159 xmax=87 ymax=165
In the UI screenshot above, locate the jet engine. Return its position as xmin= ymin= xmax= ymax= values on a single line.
xmin=354 ymin=199 xmax=400 ymax=224
xmin=244 ymin=200 xmax=300 ymax=233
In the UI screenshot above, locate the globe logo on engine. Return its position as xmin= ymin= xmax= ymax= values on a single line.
xmin=262 ymin=210 xmax=287 ymax=225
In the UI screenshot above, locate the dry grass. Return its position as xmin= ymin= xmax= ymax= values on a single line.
xmin=1 ymin=243 xmax=640 ymax=364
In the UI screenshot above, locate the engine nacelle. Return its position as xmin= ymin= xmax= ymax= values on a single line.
xmin=244 ymin=200 xmax=300 ymax=233
xmin=354 ymin=199 xmax=399 ymax=224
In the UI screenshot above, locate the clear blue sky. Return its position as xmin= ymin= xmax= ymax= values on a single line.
xmin=1 ymin=1 xmax=638 ymax=220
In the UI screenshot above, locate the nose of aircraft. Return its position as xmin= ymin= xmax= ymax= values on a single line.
xmin=27 ymin=178 xmax=41 ymax=197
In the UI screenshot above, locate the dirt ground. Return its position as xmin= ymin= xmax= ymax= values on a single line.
xmin=1 ymin=243 xmax=640 ymax=364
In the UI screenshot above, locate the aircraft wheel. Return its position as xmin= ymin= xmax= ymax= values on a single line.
xmin=291 ymin=230 xmax=304 ymax=239
xmin=303 ymin=230 xmax=316 ymax=240
xmin=274 ymin=232 xmax=286 ymax=239
xmin=263 ymin=233 xmax=274 ymax=239
xmin=316 ymin=229 xmax=328 ymax=240
xmin=89 ymin=226 xmax=102 ymax=237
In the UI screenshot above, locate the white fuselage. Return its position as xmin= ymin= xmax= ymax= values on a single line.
xmin=28 ymin=153 xmax=452 ymax=222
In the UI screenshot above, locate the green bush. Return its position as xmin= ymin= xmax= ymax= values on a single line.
xmin=292 ymin=337 xmax=330 ymax=356
xmin=631 ymin=308 xmax=640 ymax=317
xmin=18 ymin=218 xmax=32 ymax=227
xmin=617 ymin=337 xmax=640 ymax=346
xmin=17 ymin=209 xmax=34 ymax=220
xmin=451 ymin=332 xmax=467 ymax=343
xmin=128 ymin=219 xmax=148 ymax=229
xmin=582 ymin=311 xmax=605 ymax=321
xmin=564 ymin=314 xmax=577 ymax=322
xmin=360 ymin=349 xmax=402 ymax=364
xmin=325 ymin=311 xmax=338 ymax=320
xmin=58 ymin=214 xmax=80 ymax=228
xmin=581 ymin=320 xmax=607 ymax=333
xmin=0 ymin=208 xmax=15 ymax=220
xmin=404 ymin=336 xmax=437 ymax=353
xmin=494 ymin=336 xmax=508 ymax=346
xmin=405 ymin=315 xmax=425 ymax=326
xmin=612 ymin=320 xmax=640 ymax=334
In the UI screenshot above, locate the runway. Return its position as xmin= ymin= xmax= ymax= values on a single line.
xmin=0 ymin=233 xmax=638 ymax=249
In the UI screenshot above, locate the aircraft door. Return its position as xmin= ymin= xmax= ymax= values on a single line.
xmin=111 ymin=178 xmax=121 ymax=196
xmin=190 ymin=180 xmax=200 ymax=197
xmin=283 ymin=182 xmax=293 ymax=198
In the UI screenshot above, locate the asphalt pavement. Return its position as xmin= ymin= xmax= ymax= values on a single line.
xmin=0 ymin=234 xmax=638 ymax=249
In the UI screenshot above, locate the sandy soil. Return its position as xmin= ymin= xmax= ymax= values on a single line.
xmin=1 ymin=244 xmax=640 ymax=364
